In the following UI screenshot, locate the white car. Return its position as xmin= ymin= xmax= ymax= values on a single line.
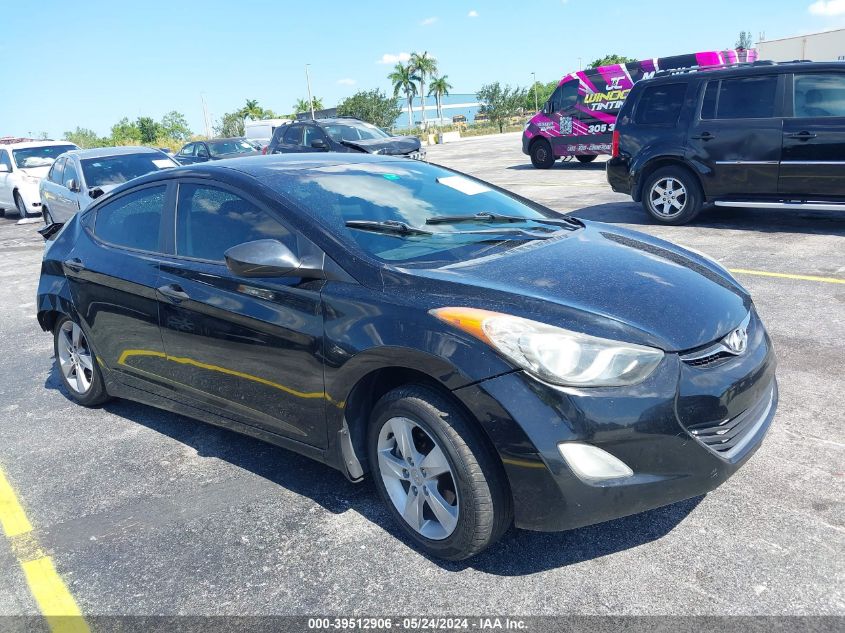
xmin=0 ymin=140 xmax=79 ymax=218
xmin=39 ymin=146 xmax=179 ymax=224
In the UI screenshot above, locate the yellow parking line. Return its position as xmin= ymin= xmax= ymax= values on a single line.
xmin=0 ymin=468 xmax=90 ymax=633
xmin=728 ymin=268 xmax=845 ymax=285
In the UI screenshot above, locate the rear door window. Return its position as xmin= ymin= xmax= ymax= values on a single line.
xmin=49 ymin=157 xmax=66 ymax=183
xmin=794 ymin=73 xmax=845 ymax=117
xmin=283 ymin=125 xmax=303 ymax=145
xmin=704 ymin=76 xmax=779 ymax=119
xmin=63 ymin=160 xmax=79 ymax=189
xmin=634 ymin=83 xmax=687 ymax=125
xmin=179 ymin=144 xmax=195 ymax=157
xmin=94 ymin=185 xmax=166 ymax=252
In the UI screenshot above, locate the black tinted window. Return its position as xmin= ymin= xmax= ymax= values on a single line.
xmin=715 ymin=76 xmax=778 ymax=119
xmin=179 ymin=144 xmax=194 ymax=156
xmin=49 ymin=158 xmax=66 ymax=183
xmin=94 ymin=186 xmax=165 ymax=252
xmin=701 ymin=81 xmax=718 ymax=119
xmin=283 ymin=125 xmax=303 ymax=145
xmin=634 ymin=83 xmax=686 ymax=125
xmin=549 ymin=81 xmax=578 ymax=113
xmin=303 ymin=126 xmax=326 ymax=146
xmin=794 ymin=73 xmax=845 ymax=117
xmin=63 ymin=160 xmax=79 ymax=188
xmin=195 ymin=144 xmax=210 ymax=158
xmin=175 ymin=184 xmax=291 ymax=262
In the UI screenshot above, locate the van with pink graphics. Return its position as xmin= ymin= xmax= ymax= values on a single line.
xmin=522 ymin=50 xmax=758 ymax=168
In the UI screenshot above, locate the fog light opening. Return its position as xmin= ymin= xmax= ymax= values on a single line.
xmin=558 ymin=443 xmax=633 ymax=482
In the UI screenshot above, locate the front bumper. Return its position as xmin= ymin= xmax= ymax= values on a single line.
xmin=454 ymin=311 xmax=777 ymax=532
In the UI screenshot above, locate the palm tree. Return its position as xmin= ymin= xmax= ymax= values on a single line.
xmin=293 ymin=97 xmax=324 ymax=115
xmin=388 ymin=62 xmax=419 ymax=129
xmin=240 ymin=99 xmax=263 ymax=120
xmin=428 ymin=75 xmax=453 ymax=123
xmin=411 ymin=51 xmax=438 ymax=128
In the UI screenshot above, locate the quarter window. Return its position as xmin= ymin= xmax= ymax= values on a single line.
xmin=634 ymin=83 xmax=687 ymax=125
xmin=94 ymin=186 xmax=166 ymax=252
xmin=175 ymin=184 xmax=291 ymax=262
xmin=794 ymin=73 xmax=845 ymax=117
xmin=703 ymin=76 xmax=778 ymax=119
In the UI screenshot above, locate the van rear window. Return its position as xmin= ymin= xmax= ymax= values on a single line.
xmin=634 ymin=83 xmax=686 ymax=126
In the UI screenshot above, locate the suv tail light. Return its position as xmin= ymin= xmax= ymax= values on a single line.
xmin=611 ymin=129 xmax=620 ymax=157
xmin=261 ymin=146 xmax=268 ymax=155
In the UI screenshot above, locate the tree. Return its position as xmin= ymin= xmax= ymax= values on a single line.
xmin=336 ymin=89 xmax=402 ymax=129
xmin=293 ymin=97 xmax=323 ymax=115
xmin=476 ymin=82 xmax=527 ymax=133
xmin=428 ymin=75 xmax=453 ymax=123
xmin=160 ymin=111 xmax=192 ymax=142
xmin=214 ymin=111 xmax=246 ymax=137
xmin=238 ymin=99 xmax=277 ymax=121
xmin=410 ymin=51 xmax=437 ymax=127
xmin=524 ymin=80 xmax=558 ymax=112
xmin=389 ymin=62 xmax=419 ymax=129
xmin=110 ymin=118 xmax=141 ymax=145
xmin=588 ymin=54 xmax=637 ymax=69
xmin=64 ymin=127 xmax=105 ymax=148
xmin=136 ymin=117 xmax=162 ymax=144
xmin=736 ymin=31 xmax=753 ymax=49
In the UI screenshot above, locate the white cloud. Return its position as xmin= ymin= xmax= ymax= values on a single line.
xmin=337 ymin=78 xmax=356 ymax=86
xmin=468 ymin=10 xmax=479 ymax=17
xmin=420 ymin=16 xmax=438 ymax=26
xmin=809 ymin=0 xmax=845 ymax=15
xmin=377 ymin=52 xmax=411 ymax=64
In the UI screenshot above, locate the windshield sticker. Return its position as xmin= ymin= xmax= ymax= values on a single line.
xmin=436 ymin=176 xmax=490 ymax=196
xmin=152 ymin=159 xmax=174 ymax=168
xmin=383 ymin=173 xmax=400 ymax=180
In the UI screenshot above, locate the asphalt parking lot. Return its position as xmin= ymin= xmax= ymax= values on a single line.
xmin=0 ymin=132 xmax=842 ymax=621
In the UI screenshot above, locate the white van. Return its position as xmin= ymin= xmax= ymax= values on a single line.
xmin=244 ymin=118 xmax=291 ymax=145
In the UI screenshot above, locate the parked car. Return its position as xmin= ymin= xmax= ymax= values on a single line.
xmin=0 ymin=140 xmax=78 ymax=217
xmin=607 ymin=60 xmax=845 ymax=224
xmin=39 ymin=146 xmax=179 ymax=224
xmin=244 ymin=118 xmax=291 ymax=144
xmin=266 ymin=117 xmax=425 ymax=160
xmin=523 ymin=49 xmax=757 ymax=168
xmin=175 ymin=138 xmax=258 ymax=164
xmin=37 ymin=154 xmax=776 ymax=560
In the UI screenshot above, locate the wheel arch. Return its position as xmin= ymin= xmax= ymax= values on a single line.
xmin=633 ymin=155 xmax=704 ymax=202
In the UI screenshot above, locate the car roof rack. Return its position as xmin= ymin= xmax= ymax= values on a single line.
xmin=653 ymin=60 xmax=776 ymax=78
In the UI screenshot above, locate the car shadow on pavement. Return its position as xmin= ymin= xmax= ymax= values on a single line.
xmin=571 ymin=201 xmax=845 ymax=235
xmin=45 ymin=365 xmax=703 ymax=576
xmin=507 ymin=161 xmax=606 ymax=171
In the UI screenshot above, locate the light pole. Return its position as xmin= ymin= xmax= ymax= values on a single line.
xmin=531 ymin=71 xmax=538 ymax=112
xmin=305 ymin=64 xmax=315 ymax=119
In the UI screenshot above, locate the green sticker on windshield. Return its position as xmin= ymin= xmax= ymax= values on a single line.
xmin=383 ymin=174 xmax=400 ymax=180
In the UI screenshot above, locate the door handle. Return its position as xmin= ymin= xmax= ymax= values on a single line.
xmin=786 ymin=131 xmax=817 ymax=140
xmin=157 ymin=283 xmax=190 ymax=302
xmin=691 ymin=132 xmax=714 ymax=140
xmin=63 ymin=258 xmax=85 ymax=273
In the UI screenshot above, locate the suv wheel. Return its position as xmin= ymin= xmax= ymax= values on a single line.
xmin=15 ymin=192 xmax=28 ymax=218
xmin=529 ymin=139 xmax=555 ymax=169
xmin=53 ymin=316 xmax=110 ymax=406
xmin=368 ymin=385 xmax=512 ymax=560
xmin=576 ymin=155 xmax=597 ymax=163
xmin=642 ymin=166 xmax=702 ymax=225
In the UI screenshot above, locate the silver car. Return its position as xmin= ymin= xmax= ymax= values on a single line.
xmin=39 ymin=146 xmax=179 ymax=224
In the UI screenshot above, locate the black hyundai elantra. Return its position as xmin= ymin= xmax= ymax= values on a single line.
xmin=37 ymin=154 xmax=777 ymax=560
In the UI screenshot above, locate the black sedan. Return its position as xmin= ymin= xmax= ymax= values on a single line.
xmin=175 ymin=138 xmax=259 ymax=164
xmin=36 ymin=154 xmax=777 ymax=560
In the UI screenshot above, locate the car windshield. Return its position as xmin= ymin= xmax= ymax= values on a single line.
xmin=268 ymin=161 xmax=576 ymax=267
xmin=80 ymin=153 xmax=178 ymax=188
xmin=208 ymin=140 xmax=256 ymax=157
xmin=322 ymin=122 xmax=391 ymax=142
xmin=12 ymin=145 xmax=76 ymax=169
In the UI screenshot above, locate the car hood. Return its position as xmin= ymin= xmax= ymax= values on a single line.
xmin=340 ymin=136 xmax=421 ymax=155
xmin=398 ymin=222 xmax=750 ymax=352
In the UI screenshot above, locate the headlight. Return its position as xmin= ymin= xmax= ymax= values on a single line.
xmin=431 ymin=308 xmax=664 ymax=387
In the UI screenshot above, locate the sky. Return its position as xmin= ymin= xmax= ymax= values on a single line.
xmin=2 ymin=0 xmax=845 ymax=139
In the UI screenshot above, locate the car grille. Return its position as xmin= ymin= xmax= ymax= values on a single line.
xmin=685 ymin=382 xmax=775 ymax=458
xmin=683 ymin=350 xmax=733 ymax=367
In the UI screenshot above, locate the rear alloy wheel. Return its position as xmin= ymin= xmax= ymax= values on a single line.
xmin=642 ymin=166 xmax=703 ymax=225
xmin=368 ymin=385 xmax=512 ymax=560
xmin=576 ymin=155 xmax=597 ymax=163
xmin=529 ymin=139 xmax=555 ymax=169
xmin=15 ymin=192 xmax=28 ymax=218
xmin=54 ymin=316 xmax=109 ymax=406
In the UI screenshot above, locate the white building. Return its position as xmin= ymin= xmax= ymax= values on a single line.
xmin=757 ymin=28 xmax=845 ymax=62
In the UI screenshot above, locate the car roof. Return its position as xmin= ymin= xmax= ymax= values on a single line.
xmin=1 ymin=140 xmax=78 ymax=150
xmin=641 ymin=60 xmax=845 ymax=86
xmin=63 ymin=146 xmax=166 ymax=160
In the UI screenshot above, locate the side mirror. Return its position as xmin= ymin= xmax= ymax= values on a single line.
xmin=0 ymin=164 xmax=10 ymax=173
xmin=66 ymin=178 xmax=79 ymax=192
xmin=310 ymin=138 xmax=328 ymax=150
xmin=224 ymin=239 xmax=302 ymax=277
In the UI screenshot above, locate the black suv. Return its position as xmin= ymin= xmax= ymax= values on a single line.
xmin=267 ymin=117 xmax=425 ymax=160
xmin=606 ymin=61 xmax=845 ymax=224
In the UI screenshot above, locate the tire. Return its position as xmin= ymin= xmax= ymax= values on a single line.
xmin=0 ymin=208 xmax=5 ymax=218
xmin=53 ymin=316 xmax=110 ymax=406
xmin=576 ymin=155 xmax=597 ymax=163
xmin=14 ymin=192 xmax=28 ymax=218
xmin=368 ymin=385 xmax=512 ymax=560
xmin=529 ymin=138 xmax=555 ymax=169
xmin=42 ymin=207 xmax=53 ymax=225
xmin=641 ymin=165 xmax=703 ymax=225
